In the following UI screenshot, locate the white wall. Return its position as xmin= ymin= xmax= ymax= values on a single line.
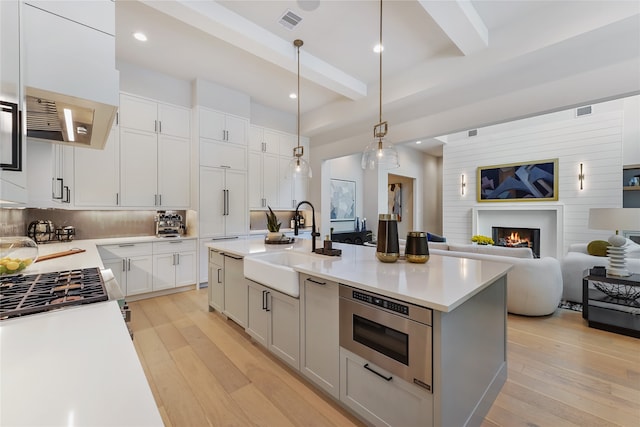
xmin=250 ymin=102 xmax=296 ymax=134
xmin=117 ymin=61 xmax=191 ymax=107
xmin=325 ymin=154 xmax=364 ymax=233
xmin=442 ymin=97 xmax=627 ymax=254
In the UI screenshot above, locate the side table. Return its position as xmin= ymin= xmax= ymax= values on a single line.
xmin=582 ymin=272 xmax=640 ymax=338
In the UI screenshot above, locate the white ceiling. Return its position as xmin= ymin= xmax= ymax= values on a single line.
xmin=115 ymin=0 xmax=640 ymax=157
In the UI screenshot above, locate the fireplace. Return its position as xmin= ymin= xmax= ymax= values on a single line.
xmin=492 ymin=226 xmax=541 ymax=258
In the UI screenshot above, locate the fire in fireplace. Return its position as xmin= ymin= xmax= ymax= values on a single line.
xmin=492 ymin=226 xmax=540 ymax=258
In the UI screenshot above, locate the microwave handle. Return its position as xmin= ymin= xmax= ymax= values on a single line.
xmin=0 ymin=101 xmax=22 ymax=171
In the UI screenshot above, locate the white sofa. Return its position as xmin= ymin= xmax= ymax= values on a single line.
xmin=427 ymin=242 xmax=563 ymax=316
xmin=560 ymin=240 xmax=640 ymax=303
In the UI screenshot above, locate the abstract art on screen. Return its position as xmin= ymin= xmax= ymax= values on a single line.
xmin=477 ymin=159 xmax=558 ymax=202
xmin=388 ymin=183 xmax=402 ymax=221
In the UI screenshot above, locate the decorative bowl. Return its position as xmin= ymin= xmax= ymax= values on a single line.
xmin=0 ymin=236 xmax=39 ymax=276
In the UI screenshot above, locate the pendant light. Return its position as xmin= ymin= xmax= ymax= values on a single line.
xmin=287 ymin=39 xmax=312 ymax=179
xmin=362 ymin=0 xmax=399 ymax=170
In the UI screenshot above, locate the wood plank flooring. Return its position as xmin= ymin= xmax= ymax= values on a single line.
xmin=129 ymin=289 xmax=640 ymax=427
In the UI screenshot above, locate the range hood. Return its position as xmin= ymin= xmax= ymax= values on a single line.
xmin=25 ymin=87 xmax=117 ymax=150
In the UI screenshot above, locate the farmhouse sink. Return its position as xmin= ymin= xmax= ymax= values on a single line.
xmin=243 ymin=250 xmax=322 ymax=298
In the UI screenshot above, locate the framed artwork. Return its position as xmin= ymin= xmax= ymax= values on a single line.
xmin=330 ymin=179 xmax=356 ymax=221
xmin=477 ymin=159 xmax=558 ymax=202
xmin=388 ymin=182 xmax=402 ymax=221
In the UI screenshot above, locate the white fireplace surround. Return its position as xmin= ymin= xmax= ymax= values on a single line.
xmin=472 ymin=204 xmax=564 ymax=258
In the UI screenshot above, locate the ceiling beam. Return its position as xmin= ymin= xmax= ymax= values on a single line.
xmin=418 ymin=0 xmax=488 ymax=55
xmin=141 ymin=0 xmax=367 ymax=100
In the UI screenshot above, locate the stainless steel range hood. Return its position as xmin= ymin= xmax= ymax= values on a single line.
xmin=25 ymin=87 xmax=117 ymax=150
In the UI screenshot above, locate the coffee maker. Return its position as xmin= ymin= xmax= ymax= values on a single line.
xmin=155 ymin=211 xmax=185 ymax=237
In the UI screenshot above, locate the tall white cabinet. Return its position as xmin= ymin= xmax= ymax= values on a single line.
xmin=119 ymin=93 xmax=191 ymax=208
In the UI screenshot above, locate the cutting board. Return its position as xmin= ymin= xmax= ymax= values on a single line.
xmin=35 ymin=248 xmax=86 ymax=263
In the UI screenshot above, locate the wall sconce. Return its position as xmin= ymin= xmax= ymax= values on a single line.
xmin=578 ymin=163 xmax=585 ymax=190
xmin=461 ymin=174 xmax=466 ymax=195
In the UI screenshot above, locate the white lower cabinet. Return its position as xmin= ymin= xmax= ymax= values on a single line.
xmin=246 ymin=279 xmax=300 ymax=370
xmin=98 ymin=243 xmax=153 ymax=296
xmin=152 ymin=239 xmax=196 ymax=291
xmin=300 ymin=274 xmax=339 ymax=399
xmin=340 ymin=347 xmax=433 ymax=427
xmin=222 ymin=254 xmax=247 ymax=328
xmin=208 ymin=248 xmax=224 ymax=312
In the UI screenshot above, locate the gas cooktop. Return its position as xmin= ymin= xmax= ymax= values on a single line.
xmin=0 ymin=267 xmax=108 ymax=320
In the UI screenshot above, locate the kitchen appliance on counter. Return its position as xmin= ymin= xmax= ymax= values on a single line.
xmin=0 ymin=267 xmax=108 ymax=319
xmin=339 ymin=284 xmax=433 ymax=391
xmin=155 ymin=211 xmax=185 ymax=237
xmin=27 ymin=220 xmax=56 ymax=244
xmin=55 ymin=226 xmax=75 ymax=242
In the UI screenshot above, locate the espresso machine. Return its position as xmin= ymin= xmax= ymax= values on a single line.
xmin=155 ymin=211 xmax=185 ymax=237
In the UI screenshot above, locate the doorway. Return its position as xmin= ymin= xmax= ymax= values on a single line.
xmin=388 ymin=174 xmax=414 ymax=239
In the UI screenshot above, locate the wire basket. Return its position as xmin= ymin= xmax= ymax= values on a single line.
xmin=592 ymin=281 xmax=640 ymax=302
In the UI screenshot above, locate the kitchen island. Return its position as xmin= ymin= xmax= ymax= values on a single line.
xmin=0 ymin=240 xmax=163 ymax=426
xmin=207 ymin=238 xmax=513 ymax=427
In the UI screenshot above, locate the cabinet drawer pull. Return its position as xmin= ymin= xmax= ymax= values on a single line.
xmin=122 ymin=259 xmax=126 ymax=272
xmin=118 ymin=244 xmax=135 ymax=247
xmin=217 ymin=268 xmax=222 ymax=284
xmin=223 ymin=253 xmax=243 ymax=260
xmin=169 ymin=240 xmax=182 ymax=244
xmin=306 ymin=278 xmax=326 ymax=286
xmin=364 ymin=364 xmax=393 ymax=381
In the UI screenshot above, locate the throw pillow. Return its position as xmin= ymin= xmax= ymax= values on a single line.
xmin=427 ymin=232 xmax=446 ymax=242
xmin=587 ymin=240 xmax=609 ymax=257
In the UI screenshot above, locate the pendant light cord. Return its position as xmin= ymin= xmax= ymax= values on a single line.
xmin=379 ymin=0 xmax=383 ymax=126
xmin=294 ymin=39 xmax=303 ymax=153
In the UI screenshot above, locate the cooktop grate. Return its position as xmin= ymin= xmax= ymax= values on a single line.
xmin=0 ymin=267 xmax=108 ymax=319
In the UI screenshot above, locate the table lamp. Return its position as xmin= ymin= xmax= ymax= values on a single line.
xmin=588 ymin=208 xmax=640 ymax=276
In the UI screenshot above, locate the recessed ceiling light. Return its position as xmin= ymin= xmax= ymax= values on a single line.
xmin=373 ymin=44 xmax=384 ymax=53
xmin=289 ymin=93 xmax=297 ymax=99
xmin=133 ymin=32 xmax=147 ymax=42
xmin=416 ymin=140 xmax=422 ymax=144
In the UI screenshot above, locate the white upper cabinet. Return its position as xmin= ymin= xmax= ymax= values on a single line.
xmin=200 ymin=108 xmax=248 ymax=145
xmin=119 ymin=93 xmax=191 ymax=208
xmin=249 ymin=126 xmax=280 ymax=154
xmin=74 ymin=122 xmax=120 ymax=207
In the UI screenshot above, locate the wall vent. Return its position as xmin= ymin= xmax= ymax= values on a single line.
xmin=468 ymin=129 xmax=478 ymax=137
xmin=576 ymin=105 xmax=592 ymax=117
xmin=278 ymin=10 xmax=303 ymax=30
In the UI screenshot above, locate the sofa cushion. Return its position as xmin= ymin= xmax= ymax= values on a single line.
xmin=587 ymin=240 xmax=609 ymax=257
xmin=427 ymin=232 xmax=446 ymax=242
xmin=624 ymin=238 xmax=640 ymax=259
xmin=447 ymin=243 xmax=534 ymax=259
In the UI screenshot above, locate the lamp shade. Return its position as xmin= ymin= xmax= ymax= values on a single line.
xmin=361 ymin=137 xmax=400 ymax=170
xmin=588 ymin=208 xmax=640 ymax=232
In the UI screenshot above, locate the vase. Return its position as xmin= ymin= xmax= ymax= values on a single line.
xmin=267 ymin=232 xmax=284 ymax=241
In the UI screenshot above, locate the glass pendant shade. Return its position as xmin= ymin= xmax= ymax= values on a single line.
xmin=286 ymin=155 xmax=312 ymax=179
xmin=362 ymin=137 xmax=399 ymax=170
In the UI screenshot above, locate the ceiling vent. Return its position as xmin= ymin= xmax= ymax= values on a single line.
xmin=278 ymin=9 xmax=303 ymax=30
xmin=576 ymin=106 xmax=592 ymax=117
xmin=468 ymin=129 xmax=478 ymax=137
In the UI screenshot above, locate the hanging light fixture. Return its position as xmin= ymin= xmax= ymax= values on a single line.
xmin=362 ymin=0 xmax=399 ymax=170
xmin=287 ymin=39 xmax=312 ymax=179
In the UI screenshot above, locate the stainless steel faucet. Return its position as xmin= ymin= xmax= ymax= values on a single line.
xmin=294 ymin=200 xmax=321 ymax=252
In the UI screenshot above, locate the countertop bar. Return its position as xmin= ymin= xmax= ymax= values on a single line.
xmin=206 ymin=238 xmax=513 ymax=312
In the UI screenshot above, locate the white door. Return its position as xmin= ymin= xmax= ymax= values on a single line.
xmin=158 ymin=103 xmax=190 ymax=139
xmin=262 ymin=153 xmax=280 ymax=208
xmin=153 ymin=253 xmax=175 ymax=291
xmin=263 ymin=129 xmax=280 ymax=154
xmin=199 ymin=167 xmax=226 ymax=237
xmin=119 ymin=94 xmax=157 ymax=133
xmin=74 ymin=124 xmax=120 ymax=206
xmin=247 ymin=151 xmax=263 ymax=208
xmin=120 ymin=127 xmax=157 ymax=207
xmin=224 ymin=169 xmax=247 ymax=235
xmin=199 ymin=108 xmax=226 ymax=142
xmin=175 ymin=251 xmax=196 ymax=287
xmin=157 ymin=134 xmax=190 ymax=208
xmin=126 ymin=255 xmax=153 ymax=295
xmin=248 ymin=125 xmax=263 ymax=153
xmin=278 ymin=157 xmax=293 ymax=209
xmin=224 ymin=115 xmax=247 ymax=145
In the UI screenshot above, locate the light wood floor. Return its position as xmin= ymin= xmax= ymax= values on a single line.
xmin=129 ymin=289 xmax=640 ymax=427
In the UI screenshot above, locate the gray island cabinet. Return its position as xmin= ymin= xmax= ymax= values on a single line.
xmin=207 ymin=240 xmax=511 ymax=427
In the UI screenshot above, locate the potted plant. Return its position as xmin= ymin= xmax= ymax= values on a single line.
xmin=471 ymin=235 xmax=494 ymax=245
xmin=266 ymin=206 xmax=283 ymax=241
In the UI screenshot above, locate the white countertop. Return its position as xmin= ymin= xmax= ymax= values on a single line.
xmin=1 ymin=236 xmax=170 ymax=426
xmin=0 ymin=301 xmax=163 ymax=426
xmin=206 ymin=239 xmax=513 ymax=312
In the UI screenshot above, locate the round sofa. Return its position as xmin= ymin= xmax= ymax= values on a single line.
xmin=429 ymin=243 xmax=563 ymax=316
